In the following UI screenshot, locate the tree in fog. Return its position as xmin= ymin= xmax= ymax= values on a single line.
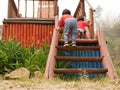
xmin=94 ymin=6 xmax=103 ymax=30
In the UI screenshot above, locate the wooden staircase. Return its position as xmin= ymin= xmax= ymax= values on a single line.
xmin=54 ymin=39 xmax=108 ymax=78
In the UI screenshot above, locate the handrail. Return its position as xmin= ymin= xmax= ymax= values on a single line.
xmin=97 ymin=30 xmax=118 ymax=79
xmin=44 ymin=14 xmax=59 ymax=78
xmin=8 ymin=0 xmax=20 ymax=18
xmin=74 ymin=0 xmax=95 ymax=39
xmin=44 ymin=27 xmax=59 ymax=78
xmin=73 ymin=0 xmax=85 ymax=18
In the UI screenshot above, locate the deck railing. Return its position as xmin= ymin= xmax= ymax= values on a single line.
xmin=3 ymin=0 xmax=59 ymax=48
xmin=8 ymin=0 xmax=58 ymax=18
xmin=3 ymin=18 xmax=55 ymax=48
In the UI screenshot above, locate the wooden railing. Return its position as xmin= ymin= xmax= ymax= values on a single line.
xmin=8 ymin=0 xmax=20 ymax=18
xmin=74 ymin=0 xmax=95 ymax=39
xmin=97 ymin=30 xmax=118 ymax=79
xmin=74 ymin=0 xmax=86 ymax=18
xmin=44 ymin=0 xmax=59 ymax=78
xmin=8 ymin=0 xmax=58 ymax=18
xmin=2 ymin=18 xmax=55 ymax=48
xmin=2 ymin=0 xmax=59 ymax=48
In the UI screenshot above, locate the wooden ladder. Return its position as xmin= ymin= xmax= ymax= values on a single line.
xmin=54 ymin=39 xmax=108 ymax=78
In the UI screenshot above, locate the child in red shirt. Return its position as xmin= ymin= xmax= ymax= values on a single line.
xmin=58 ymin=9 xmax=77 ymax=46
xmin=77 ymin=16 xmax=90 ymax=39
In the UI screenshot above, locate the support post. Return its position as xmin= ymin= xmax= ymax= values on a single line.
xmin=8 ymin=0 xmax=13 ymax=18
xmin=89 ymin=8 xmax=94 ymax=39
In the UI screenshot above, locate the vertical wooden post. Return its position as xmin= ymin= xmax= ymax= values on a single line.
xmin=18 ymin=0 xmax=20 ymax=15
xmin=44 ymin=0 xmax=59 ymax=78
xmin=40 ymin=1 xmax=42 ymax=18
xmin=89 ymin=8 xmax=94 ymax=39
xmin=33 ymin=0 xmax=35 ymax=18
xmin=25 ymin=0 xmax=27 ymax=17
xmin=48 ymin=1 xmax=51 ymax=18
xmin=8 ymin=0 xmax=13 ymax=18
xmin=81 ymin=0 xmax=86 ymax=16
xmin=73 ymin=0 xmax=81 ymax=18
xmin=54 ymin=0 xmax=58 ymax=16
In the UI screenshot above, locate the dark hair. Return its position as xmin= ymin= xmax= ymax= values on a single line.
xmin=77 ymin=16 xmax=84 ymax=21
xmin=62 ymin=9 xmax=71 ymax=15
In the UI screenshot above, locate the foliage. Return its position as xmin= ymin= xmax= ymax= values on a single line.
xmin=94 ymin=6 xmax=103 ymax=30
xmin=0 ymin=38 xmax=49 ymax=74
xmin=103 ymin=17 xmax=120 ymax=61
xmin=94 ymin=6 xmax=103 ymax=19
xmin=115 ymin=66 xmax=120 ymax=78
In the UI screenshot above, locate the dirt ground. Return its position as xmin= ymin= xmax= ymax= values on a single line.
xmin=0 ymin=77 xmax=120 ymax=90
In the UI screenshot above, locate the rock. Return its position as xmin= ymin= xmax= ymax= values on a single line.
xmin=4 ymin=67 xmax=30 ymax=79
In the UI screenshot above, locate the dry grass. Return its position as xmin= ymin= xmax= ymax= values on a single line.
xmin=0 ymin=77 xmax=120 ymax=90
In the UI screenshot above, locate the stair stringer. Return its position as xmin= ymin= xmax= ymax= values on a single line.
xmin=96 ymin=29 xmax=118 ymax=79
xmin=44 ymin=28 xmax=59 ymax=79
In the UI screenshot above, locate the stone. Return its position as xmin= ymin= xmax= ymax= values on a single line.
xmin=4 ymin=67 xmax=30 ymax=79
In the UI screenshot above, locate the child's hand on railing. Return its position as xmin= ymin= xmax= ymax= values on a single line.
xmin=56 ymin=26 xmax=60 ymax=31
xmin=56 ymin=26 xmax=62 ymax=31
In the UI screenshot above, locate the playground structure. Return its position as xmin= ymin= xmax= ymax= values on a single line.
xmin=2 ymin=0 xmax=118 ymax=79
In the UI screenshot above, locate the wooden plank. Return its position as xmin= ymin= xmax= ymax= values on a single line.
xmin=97 ymin=30 xmax=118 ymax=79
xmin=58 ymin=39 xmax=98 ymax=44
xmin=55 ymin=56 xmax=102 ymax=62
xmin=3 ymin=20 xmax=55 ymax=24
xmin=2 ymin=22 xmax=54 ymax=48
xmin=3 ymin=18 xmax=54 ymax=21
xmin=3 ymin=18 xmax=55 ymax=24
xmin=56 ymin=46 xmax=100 ymax=50
xmin=54 ymin=68 xmax=108 ymax=74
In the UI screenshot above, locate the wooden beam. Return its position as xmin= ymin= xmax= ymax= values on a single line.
xmin=18 ymin=0 xmax=20 ymax=15
xmin=58 ymin=39 xmax=98 ymax=44
xmin=85 ymin=0 xmax=95 ymax=11
xmin=55 ymin=56 xmax=102 ymax=62
xmin=25 ymin=0 xmax=27 ymax=18
xmin=56 ymin=46 xmax=100 ymax=50
xmin=97 ymin=30 xmax=118 ymax=79
xmin=3 ymin=18 xmax=55 ymax=24
xmin=8 ymin=0 xmax=12 ymax=18
xmin=54 ymin=68 xmax=108 ymax=74
xmin=33 ymin=0 xmax=35 ymax=18
xmin=89 ymin=8 xmax=94 ymax=39
xmin=81 ymin=0 xmax=86 ymax=16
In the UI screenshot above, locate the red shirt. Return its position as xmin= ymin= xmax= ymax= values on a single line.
xmin=77 ymin=20 xmax=90 ymax=30
xmin=59 ymin=14 xmax=73 ymax=27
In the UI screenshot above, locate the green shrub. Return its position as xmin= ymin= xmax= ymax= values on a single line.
xmin=0 ymin=38 xmax=49 ymax=74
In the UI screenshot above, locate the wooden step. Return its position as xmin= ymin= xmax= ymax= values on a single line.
xmin=56 ymin=46 xmax=100 ymax=50
xmin=55 ymin=56 xmax=102 ymax=62
xmin=54 ymin=68 xmax=108 ymax=74
xmin=58 ymin=39 xmax=98 ymax=44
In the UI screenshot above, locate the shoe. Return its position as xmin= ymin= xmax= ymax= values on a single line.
xmin=63 ymin=43 xmax=68 ymax=47
xmin=72 ymin=43 xmax=76 ymax=47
